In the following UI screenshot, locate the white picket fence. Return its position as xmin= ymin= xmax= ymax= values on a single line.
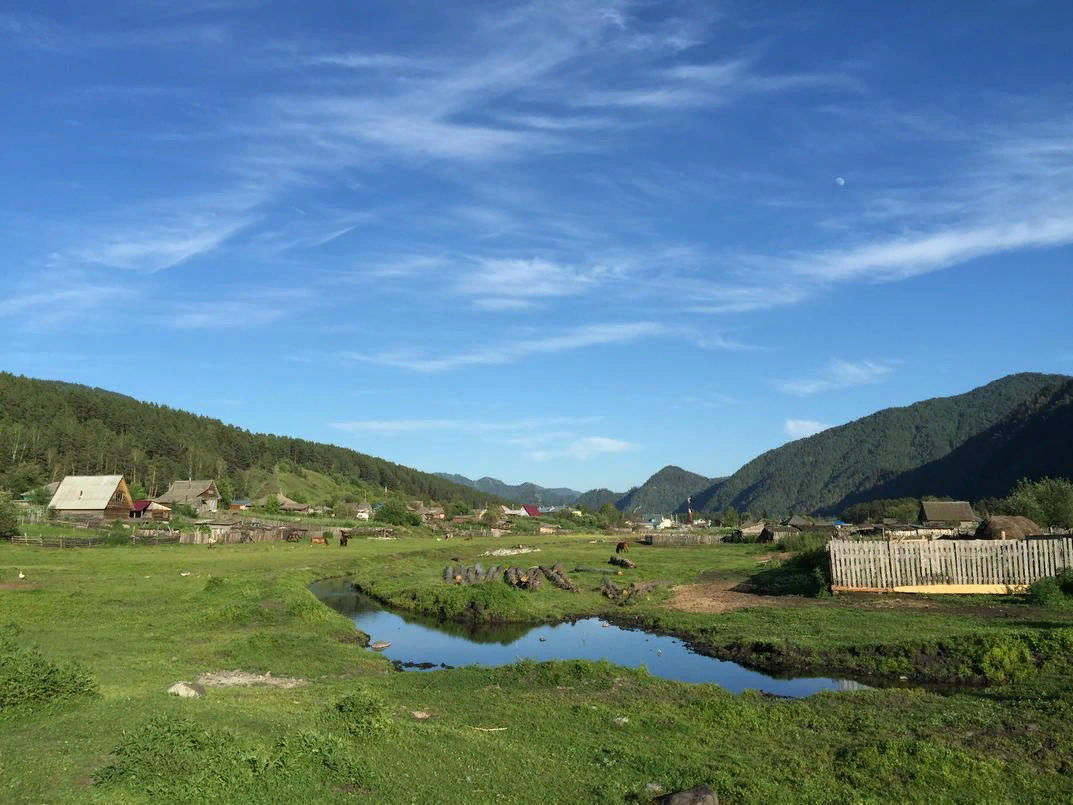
xmin=827 ymin=538 xmax=1073 ymax=593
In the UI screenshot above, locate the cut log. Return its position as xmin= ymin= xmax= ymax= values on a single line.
xmin=609 ymin=556 xmax=637 ymax=569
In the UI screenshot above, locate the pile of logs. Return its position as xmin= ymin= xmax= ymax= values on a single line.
xmin=539 ymin=563 xmax=579 ymax=592
xmin=443 ymin=564 xmax=504 ymax=585
xmin=608 ymin=555 xmax=637 ymax=569
xmin=505 ymin=566 xmax=543 ymax=590
xmin=441 ymin=562 xmax=581 ymax=592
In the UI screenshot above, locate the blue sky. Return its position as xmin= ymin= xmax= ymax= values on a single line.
xmin=2 ymin=0 xmax=1071 ymax=492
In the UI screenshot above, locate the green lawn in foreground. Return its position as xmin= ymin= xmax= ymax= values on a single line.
xmin=2 ymin=535 xmax=1073 ymax=804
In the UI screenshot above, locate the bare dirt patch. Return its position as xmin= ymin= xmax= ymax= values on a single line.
xmin=668 ymin=579 xmax=783 ymax=614
xmin=0 ymin=582 xmax=41 ymax=590
xmin=197 ymin=670 xmax=306 ymax=688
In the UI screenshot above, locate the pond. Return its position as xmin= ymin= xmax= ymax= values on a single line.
xmin=311 ymin=579 xmax=869 ymax=698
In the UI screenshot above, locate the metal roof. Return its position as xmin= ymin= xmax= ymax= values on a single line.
xmin=49 ymin=476 xmax=126 ymax=511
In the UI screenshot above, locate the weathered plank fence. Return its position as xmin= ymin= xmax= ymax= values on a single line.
xmin=644 ymin=532 xmax=724 ymax=545
xmin=9 ymin=535 xmax=107 ymax=548
xmin=828 ymin=538 xmax=1073 ymax=594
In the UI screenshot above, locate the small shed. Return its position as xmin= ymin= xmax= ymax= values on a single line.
xmin=975 ymin=516 xmax=1042 ymax=541
xmin=130 ymin=500 xmax=171 ymax=521
xmin=787 ymin=515 xmax=812 ymax=529
xmin=49 ymin=475 xmax=133 ymax=522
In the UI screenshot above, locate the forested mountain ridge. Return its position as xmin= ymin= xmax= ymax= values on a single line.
xmin=573 ymin=488 xmax=625 ymax=510
xmin=834 ymin=377 xmax=1073 ymax=509
xmin=614 ymin=465 xmax=715 ymax=518
xmin=693 ymin=372 xmax=1073 ymax=517
xmin=0 ymin=373 xmax=506 ymax=508
xmin=432 ymin=473 xmax=582 ymax=506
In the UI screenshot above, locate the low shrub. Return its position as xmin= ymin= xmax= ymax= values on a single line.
xmin=0 ymin=625 xmax=98 ymax=711
xmin=331 ymin=688 xmax=392 ymax=736
xmin=1027 ymin=568 xmax=1073 ymax=608
xmin=748 ymin=548 xmax=831 ymax=597
xmin=94 ymin=715 xmax=370 ymax=802
xmin=773 ymin=531 xmax=830 ymax=554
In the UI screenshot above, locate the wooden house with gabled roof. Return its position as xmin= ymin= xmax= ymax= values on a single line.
xmin=920 ymin=500 xmax=979 ymax=529
xmin=49 ymin=475 xmax=133 ymax=522
xmin=157 ymin=480 xmax=220 ymax=514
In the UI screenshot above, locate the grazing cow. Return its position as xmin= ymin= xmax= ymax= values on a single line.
xmin=615 ymin=541 xmax=629 ymax=554
xmin=311 ymin=536 xmax=328 ymax=546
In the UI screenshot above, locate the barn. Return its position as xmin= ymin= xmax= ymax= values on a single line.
xmin=49 ymin=475 xmax=134 ymax=522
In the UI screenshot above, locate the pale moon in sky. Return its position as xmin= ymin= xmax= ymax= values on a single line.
xmin=835 ymin=176 xmax=846 ymax=186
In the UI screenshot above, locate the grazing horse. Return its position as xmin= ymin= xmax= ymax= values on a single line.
xmin=311 ymin=536 xmax=328 ymax=546
xmin=339 ymin=534 xmax=349 ymax=547
xmin=615 ymin=541 xmax=629 ymax=554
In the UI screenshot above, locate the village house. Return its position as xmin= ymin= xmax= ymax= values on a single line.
xmin=273 ymin=493 xmax=311 ymax=513
xmin=502 ymin=506 xmax=529 ymax=517
xmin=157 ymin=480 xmax=220 ymax=515
xmin=522 ymin=505 xmax=541 ymax=518
xmin=229 ymin=498 xmax=254 ymax=511
xmin=354 ymin=503 xmax=373 ymax=521
xmin=49 ymin=475 xmax=133 ymax=522
xmin=919 ymin=500 xmax=980 ymax=531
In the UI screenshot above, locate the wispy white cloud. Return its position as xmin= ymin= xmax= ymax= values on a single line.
xmin=165 ymin=290 xmax=310 ymax=329
xmin=784 ymin=419 xmax=832 ymax=439
xmin=307 ymin=52 xmax=433 ymax=71
xmin=456 ymin=258 xmax=623 ymax=310
xmin=340 ymin=322 xmax=669 ymax=373
xmin=784 ymin=218 xmax=1073 ymax=283
xmin=529 ymin=436 xmax=637 ymax=461
xmin=775 ymin=359 xmax=894 ymax=396
xmin=78 ymin=217 xmax=248 ymax=272
xmin=0 ymin=270 xmax=125 ymax=332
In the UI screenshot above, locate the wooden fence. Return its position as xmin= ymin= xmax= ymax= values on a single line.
xmin=644 ymin=532 xmax=724 ymax=546
xmin=10 ymin=534 xmax=107 ymax=548
xmin=828 ymin=538 xmax=1073 ymax=594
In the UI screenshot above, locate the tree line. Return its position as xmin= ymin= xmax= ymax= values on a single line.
xmin=0 ymin=373 xmax=502 ymax=508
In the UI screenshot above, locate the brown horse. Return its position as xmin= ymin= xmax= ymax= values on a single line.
xmin=615 ymin=541 xmax=629 ymax=554
xmin=339 ymin=534 xmax=349 ymax=547
xmin=311 ymin=536 xmax=328 ymax=546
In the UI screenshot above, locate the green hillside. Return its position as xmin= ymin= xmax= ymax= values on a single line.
xmin=615 ymin=465 xmax=714 ymax=518
xmin=693 ymin=372 xmax=1073 ymax=516
xmin=573 ymin=488 xmax=624 ymax=510
xmin=840 ymin=377 xmax=1073 ymax=508
xmin=0 ymin=373 xmax=505 ymax=508
xmin=433 ymin=473 xmax=582 ymax=506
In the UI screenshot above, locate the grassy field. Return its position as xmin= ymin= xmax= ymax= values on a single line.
xmin=3 ymin=533 xmax=1073 ymax=804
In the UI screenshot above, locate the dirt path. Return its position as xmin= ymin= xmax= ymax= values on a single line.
xmin=668 ymin=579 xmax=783 ymax=614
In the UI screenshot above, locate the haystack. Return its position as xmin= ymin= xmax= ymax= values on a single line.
xmin=974 ymin=516 xmax=1042 ymax=540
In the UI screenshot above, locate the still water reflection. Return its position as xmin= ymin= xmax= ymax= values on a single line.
xmin=311 ymin=579 xmax=868 ymax=698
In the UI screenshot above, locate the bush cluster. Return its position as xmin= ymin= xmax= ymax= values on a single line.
xmin=0 ymin=625 xmax=98 ymax=711
xmin=1027 ymin=568 xmax=1073 ymax=608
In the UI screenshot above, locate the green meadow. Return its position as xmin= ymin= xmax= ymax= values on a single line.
xmin=3 ymin=533 xmax=1073 ymax=804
